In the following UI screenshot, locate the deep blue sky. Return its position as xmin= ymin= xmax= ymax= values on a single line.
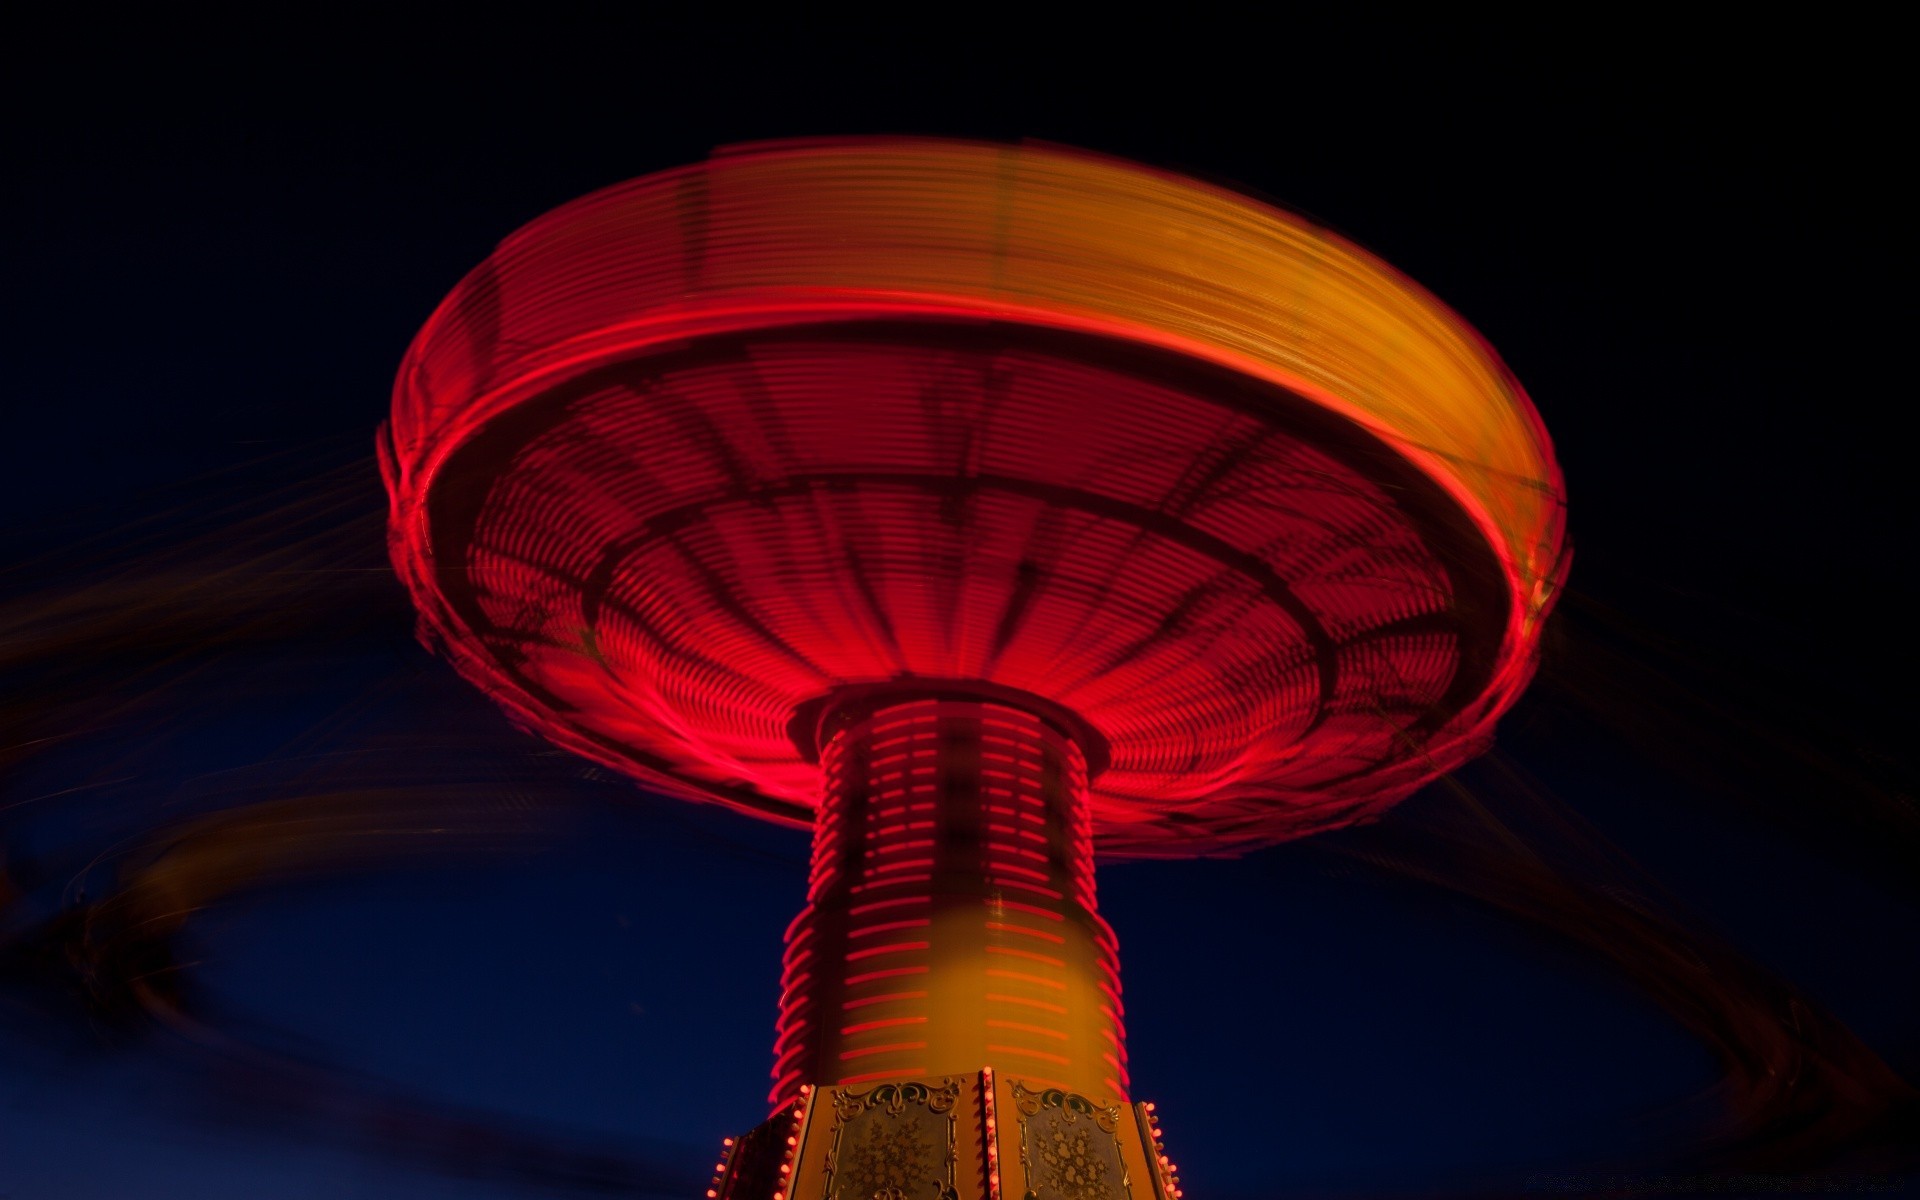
xmin=2 ymin=13 xmax=1912 ymax=1199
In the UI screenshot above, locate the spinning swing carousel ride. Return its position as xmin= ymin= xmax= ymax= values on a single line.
xmin=381 ymin=138 xmax=1566 ymax=1200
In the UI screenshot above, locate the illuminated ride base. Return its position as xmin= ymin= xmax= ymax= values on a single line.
xmin=383 ymin=139 xmax=1566 ymax=1200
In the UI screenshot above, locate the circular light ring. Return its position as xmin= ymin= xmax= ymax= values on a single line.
xmin=384 ymin=139 xmax=1567 ymax=857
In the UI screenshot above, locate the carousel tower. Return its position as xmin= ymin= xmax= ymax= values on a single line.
xmin=383 ymin=139 xmax=1566 ymax=1200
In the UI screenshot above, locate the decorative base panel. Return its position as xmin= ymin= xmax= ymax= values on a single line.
xmin=708 ymin=1071 xmax=1180 ymax=1200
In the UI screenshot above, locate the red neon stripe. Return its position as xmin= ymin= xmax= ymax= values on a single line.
xmin=990 ymin=878 xmax=1064 ymax=900
xmin=847 ymin=896 xmax=929 ymax=916
xmin=869 ymin=858 xmax=936 ymax=874
xmin=985 ymin=1044 xmax=1071 ymax=1066
xmin=847 ymin=918 xmax=932 ymax=938
xmin=871 ymin=838 xmax=935 ymax=853
xmin=776 ymin=971 xmax=811 ymax=998
xmin=843 ymin=966 xmax=931 ymax=986
xmin=772 ymin=1009 xmax=813 ymax=1037
xmin=838 ymin=1041 xmax=926 ymax=1061
xmin=995 ymin=900 xmax=1065 ymax=921
xmin=841 ymin=990 xmax=928 ymax=1010
xmin=984 ymin=921 xmax=1065 ymax=945
xmin=769 ymin=1067 xmax=804 ymax=1096
xmin=840 ymin=1016 xmax=928 ymax=1035
xmin=985 ymin=1019 xmax=1068 ymax=1041
xmin=984 ymin=945 xmax=1065 ymax=968
xmin=984 ymin=992 xmax=1068 ymax=1015
xmin=771 ymin=1042 xmax=807 ymax=1071
xmin=844 ymin=941 xmax=929 ymax=962
xmin=851 ymin=874 xmax=931 ymax=893
xmin=986 ymin=862 xmax=1048 ymax=882
xmin=838 ymin=1067 xmax=927 ymax=1087
xmin=985 ymin=969 xmax=1065 ymax=991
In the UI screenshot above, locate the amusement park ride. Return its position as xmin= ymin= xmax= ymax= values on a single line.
xmin=382 ymin=138 xmax=1566 ymax=1200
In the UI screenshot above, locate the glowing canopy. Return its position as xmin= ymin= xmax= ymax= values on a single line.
xmin=384 ymin=138 xmax=1567 ymax=856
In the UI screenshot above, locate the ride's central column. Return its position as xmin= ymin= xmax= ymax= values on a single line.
xmin=772 ymin=698 xmax=1125 ymax=1111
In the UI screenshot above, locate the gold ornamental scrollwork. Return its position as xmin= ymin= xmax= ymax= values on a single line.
xmin=821 ymin=1078 xmax=964 ymax=1200
xmin=1010 ymin=1081 xmax=1130 ymax=1200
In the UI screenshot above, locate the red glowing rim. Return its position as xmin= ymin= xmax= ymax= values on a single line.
xmin=382 ymin=142 xmax=1566 ymax=858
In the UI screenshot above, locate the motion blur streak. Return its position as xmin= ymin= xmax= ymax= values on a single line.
xmin=1 ymin=457 xmax=713 ymax=1195
xmin=1326 ymin=751 xmax=1917 ymax=1171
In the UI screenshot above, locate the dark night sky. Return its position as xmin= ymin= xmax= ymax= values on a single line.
xmin=2 ymin=13 xmax=1913 ymax=1199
